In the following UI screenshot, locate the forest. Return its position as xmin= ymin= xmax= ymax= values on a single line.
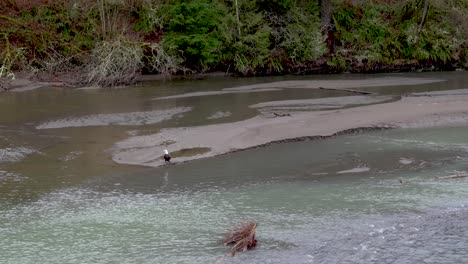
xmin=0 ymin=0 xmax=467 ymax=87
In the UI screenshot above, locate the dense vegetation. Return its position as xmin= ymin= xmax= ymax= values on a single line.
xmin=0 ymin=0 xmax=467 ymax=87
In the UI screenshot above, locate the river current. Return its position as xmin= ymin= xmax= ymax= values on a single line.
xmin=1 ymin=72 xmax=468 ymax=263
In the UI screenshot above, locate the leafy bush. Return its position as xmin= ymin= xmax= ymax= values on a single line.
xmin=0 ymin=34 xmax=27 ymax=90
xmin=219 ymin=7 xmax=271 ymax=75
xmin=132 ymin=1 xmax=167 ymax=33
xmin=278 ymin=2 xmax=326 ymax=64
xmin=333 ymin=0 xmax=467 ymax=67
xmin=163 ymin=0 xmax=224 ymax=71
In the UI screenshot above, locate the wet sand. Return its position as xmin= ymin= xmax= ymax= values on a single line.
xmin=250 ymin=95 xmax=395 ymax=113
xmin=112 ymin=88 xmax=468 ymax=168
xmin=152 ymin=77 xmax=445 ymax=100
xmin=8 ymin=72 xmax=66 ymax=92
xmin=223 ymin=77 xmax=444 ymax=91
xmin=36 ymin=107 xmax=191 ymax=129
xmin=153 ymin=88 xmax=281 ymax=100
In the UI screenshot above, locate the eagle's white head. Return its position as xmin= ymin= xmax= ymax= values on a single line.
xmin=164 ymin=149 xmax=169 ymax=155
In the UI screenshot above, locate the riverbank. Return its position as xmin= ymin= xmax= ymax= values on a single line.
xmin=5 ymin=69 xmax=460 ymax=93
xmin=1 ymin=1 xmax=467 ymax=89
xmin=111 ymin=78 xmax=468 ymax=168
xmin=0 ymin=72 xmax=65 ymax=92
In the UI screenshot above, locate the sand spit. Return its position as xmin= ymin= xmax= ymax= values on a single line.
xmin=112 ymin=92 xmax=468 ymax=168
xmin=223 ymin=77 xmax=444 ymax=91
xmin=36 ymin=107 xmax=191 ymax=129
xmin=410 ymin=88 xmax=468 ymax=96
xmin=152 ymin=77 xmax=444 ymax=101
xmin=250 ymin=95 xmax=395 ymax=113
xmin=153 ymin=88 xmax=281 ymax=100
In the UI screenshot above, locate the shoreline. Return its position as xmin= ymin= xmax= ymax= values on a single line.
xmin=112 ymin=90 xmax=468 ymax=168
xmin=3 ymin=69 xmax=458 ymax=92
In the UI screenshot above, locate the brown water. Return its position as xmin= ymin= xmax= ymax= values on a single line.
xmin=1 ymin=72 xmax=468 ymax=263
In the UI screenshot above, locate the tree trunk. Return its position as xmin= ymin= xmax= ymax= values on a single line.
xmin=416 ymin=0 xmax=429 ymax=43
xmin=320 ymin=0 xmax=334 ymax=54
xmin=320 ymin=0 xmax=332 ymax=30
xmin=235 ymin=0 xmax=241 ymax=35
xmin=98 ymin=0 xmax=107 ymax=40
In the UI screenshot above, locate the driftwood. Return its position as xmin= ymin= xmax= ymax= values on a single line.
xmin=223 ymin=221 xmax=257 ymax=256
xmin=399 ymin=173 xmax=468 ymax=184
xmin=273 ymin=112 xmax=291 ymax=117
xmin=318 ymin=86 xmax=376 ymax=95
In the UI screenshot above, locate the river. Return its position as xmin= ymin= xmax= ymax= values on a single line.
xmin=1 ymin=72 xmax=468 ymax=263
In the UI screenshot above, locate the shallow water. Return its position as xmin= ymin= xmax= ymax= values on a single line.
xmin=2 ymin=127 xmax=468 ymax=264
xmin=1 ymin=72 xmax=468 ymax=263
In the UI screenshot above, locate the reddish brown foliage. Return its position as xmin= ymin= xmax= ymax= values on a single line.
xmin=1 ymin=0 xmax=58 ymax=15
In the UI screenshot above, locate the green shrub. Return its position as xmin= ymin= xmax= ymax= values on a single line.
xmin=279 ymin=2 xmax=326 ymax=64
xmin=133 ymin=2 xmax=167 ymax=33
xmin=217 ymin=0 xmax=271 ymax=74
xmin=163 ymin=0 xmax=224 ymax=71
xmin=332 ymin=0 xmax=466 ymax=66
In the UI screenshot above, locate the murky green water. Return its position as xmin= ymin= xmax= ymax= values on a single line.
xmin=1 ymin=72 xmax=468 ymax=263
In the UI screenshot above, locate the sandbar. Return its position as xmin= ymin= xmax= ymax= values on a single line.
xmin=112 ymin=90 xmax=468 ymax=167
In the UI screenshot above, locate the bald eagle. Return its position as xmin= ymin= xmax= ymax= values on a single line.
xmin=163 ymin=149 xmax=171 ymax=163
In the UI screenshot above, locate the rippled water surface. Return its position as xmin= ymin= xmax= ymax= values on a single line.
xmin=1 ymin=72 xmax=468 ymax=263
xmin=2 ymin=127 xmax=468 ymax=263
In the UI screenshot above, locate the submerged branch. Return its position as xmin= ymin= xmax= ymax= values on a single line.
xmin=435 ymin=174 xmax=468 ymax=180
xmin=399 ymin=173 xmax=468 ymax=184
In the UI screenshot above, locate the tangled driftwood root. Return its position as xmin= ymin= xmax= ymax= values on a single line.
xmin=223 ymin=221 xmax=257 ymax=256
